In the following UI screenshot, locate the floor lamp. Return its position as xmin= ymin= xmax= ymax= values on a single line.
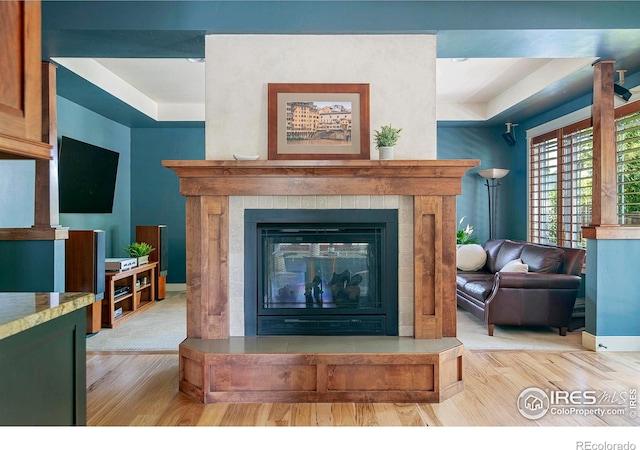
xmin=478 ymin=168 xmax=509 ymax=240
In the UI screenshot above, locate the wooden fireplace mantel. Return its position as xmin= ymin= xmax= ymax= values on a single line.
xmin=164 ymin=159 xmax=478 ymax=197
xmin=163 ymin=159 xmax=479 ymax=403
xmin=163 ymin=159 xmax=479 ymax=339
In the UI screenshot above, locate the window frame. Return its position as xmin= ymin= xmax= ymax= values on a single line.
xmin=528 ymin=101 xmax=640 ymax=248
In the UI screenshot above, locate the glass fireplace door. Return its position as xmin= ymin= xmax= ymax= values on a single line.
xmin=257 ymin=226 xmax=387 ymax=335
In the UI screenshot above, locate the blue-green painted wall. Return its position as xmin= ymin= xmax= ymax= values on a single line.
xmin=0 ymin=97 xmax=131 ymax=291
xmin=586 ymin=240 xmax=640 ymax=337
xmin=0 ymin=161 xmax=34 ymax=228
xmin=437 ymin=124 xmax=519 ymax=243
xmin=57 ymin=97 xmax=132 ymax=257
xmin=0 ymin=241 xmax=66 ymax=291
xmin=130 ymin=127 xmax=205 ymax=283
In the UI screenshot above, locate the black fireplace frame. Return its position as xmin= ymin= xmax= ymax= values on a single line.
xmin=244 ymin=209 xmax=398 ymax=336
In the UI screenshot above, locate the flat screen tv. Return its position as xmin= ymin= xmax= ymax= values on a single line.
xmin=58 ymin=136 xmax=120 ymax=214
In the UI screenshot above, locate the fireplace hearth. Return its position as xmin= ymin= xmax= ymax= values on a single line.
xmin=244 ymin=209 xmax=398 ymax=336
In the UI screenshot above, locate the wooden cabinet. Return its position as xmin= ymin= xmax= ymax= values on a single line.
xmin=102 ymin=263 xmax=157 ymax=328
xmin=0 ymin=0 xmax=51 ymax=160
xmin=0 ymin=303 xmax=87 ymax=425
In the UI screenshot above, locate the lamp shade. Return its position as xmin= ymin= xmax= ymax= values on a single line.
xmin=478 ymin=168 xmax=509 ymax=179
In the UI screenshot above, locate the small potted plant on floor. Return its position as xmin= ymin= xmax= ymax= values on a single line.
xmin=124 ymin=241 xmax=155 ymax=266
xmin=373 ymin=124 xmax=402 ymax=160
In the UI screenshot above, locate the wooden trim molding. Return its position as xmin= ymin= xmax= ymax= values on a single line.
xmin=0 ymin=133 xmax=51 ymax=160
xmin=582 ymin=225 xmax=640 ymax=240
xmin=0 ymin=227 xmax=68 ymax=241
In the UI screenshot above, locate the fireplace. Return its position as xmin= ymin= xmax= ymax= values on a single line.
xmin=163 ymin=160 xmax=478 ymax=403
xmin=244 ymin=209 xmax=398 ymax=336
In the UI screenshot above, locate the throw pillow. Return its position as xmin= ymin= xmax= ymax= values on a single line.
xmin=456 ymin=244 xmax=487 ymax=271
xmin=494 ymin=240 xmax=526 ymax=271
xmin=499 ymin=258 xmax=529 ymax=273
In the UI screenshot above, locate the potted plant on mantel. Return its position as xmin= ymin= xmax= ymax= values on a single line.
xmin=124 ymin=241 xmax=155 ymax=267
xmin=373 ymin=124 xmax=402 ymax=160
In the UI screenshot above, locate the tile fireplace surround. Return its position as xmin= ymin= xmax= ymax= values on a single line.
xmin=163 ymin=159 xmax=479 ymax=403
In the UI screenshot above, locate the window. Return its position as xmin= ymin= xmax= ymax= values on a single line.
xmin=529 ymin=103 xmax=640 ymax=248
xmin=617 ymin=108 xmax=640 ymax=225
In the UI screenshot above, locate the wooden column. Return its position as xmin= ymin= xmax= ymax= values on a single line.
xmin=413 ymin=195 xmax=458 ymax=339
xmin=34 ymin=62 xmax=60 ymax=229
xmin=185 ymin=195 xmax=229 ymax=339
xmin=590 ymin=59 xmax=618 ymax=227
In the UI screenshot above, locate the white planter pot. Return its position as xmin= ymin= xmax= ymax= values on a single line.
xmin=378 ymin=147 xmax=394 ymax=160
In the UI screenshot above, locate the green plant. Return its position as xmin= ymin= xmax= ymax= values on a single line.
xmin=457 ymin=217 xmax=479 ymax=245
xmin=124 ymin=241 xmax=155 ymax=257
xmin=373 ymin=124 xmax=402 ymax=148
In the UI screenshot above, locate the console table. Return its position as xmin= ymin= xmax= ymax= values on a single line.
xmin=102 ymin=262 xmax=157 ymax=328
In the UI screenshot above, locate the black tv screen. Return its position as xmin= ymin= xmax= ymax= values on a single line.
xmin=58 ymin=136 xmax=120 ymax=213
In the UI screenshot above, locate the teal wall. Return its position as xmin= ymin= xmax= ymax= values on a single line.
xmin=130 ymin=127 xmax=205 ymax=283
xmin=0 ymin=117 xmax=64 ymax=291
xmin=0 ymin=161 xmax=35 ymax=228
xmin=586 ymin=240 xmax=640 ymax=337
xmin=437 ymin=124 xmax=518 ymax=243
xmin=0 ymin=241 xmax=65 ymax=291
xmin=0 ymin=97 xmax=131 ymax=291
xmin=57 ymin=97 xmax=132 ymax=258
xmin=0 ymin=96 xmax=202 ymax=288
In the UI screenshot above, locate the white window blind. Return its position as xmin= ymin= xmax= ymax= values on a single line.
xmin=530 ymin=132 xmax=559 ymax=245
xmin=529 ymin=103 xmax=640 ymax=249
xmin=617 ymin=110 xmax=640 ymax=225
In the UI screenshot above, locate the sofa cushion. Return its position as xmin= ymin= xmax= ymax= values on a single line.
xmin=460 ymin=278 xmax=495 ymax=301
xmin=457 ymin=271 xmax=495 ymax=301
xmin=456 ymin=244 xmax=487 ymax=271
xmin=499 ymin=258 xmax=529 ymax=273
xmin=494 ymin=240 xmax=526 ymax=272
xmin=457 ymin=271 xmax=492 ymax=288
xmin=483 ymin=239 xmax=505 ymax=273
xmin=520 ymin=244 xmax=564 ymax=273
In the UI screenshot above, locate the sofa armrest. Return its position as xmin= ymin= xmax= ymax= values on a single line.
xmin=495 ymin=272 xmax=582 ymax=290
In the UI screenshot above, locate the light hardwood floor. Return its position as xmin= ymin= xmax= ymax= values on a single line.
xmin=86 ymin=349 xmax=640 ymax=426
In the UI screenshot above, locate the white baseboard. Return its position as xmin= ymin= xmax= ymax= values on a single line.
xmin=582 ymin=331 xmax=640 ymax=351
xmin=166 ymin=283 xmax=186 ymax=292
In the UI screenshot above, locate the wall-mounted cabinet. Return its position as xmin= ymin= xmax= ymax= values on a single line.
xmin=0 ymin=1 xmax=51 ymax=160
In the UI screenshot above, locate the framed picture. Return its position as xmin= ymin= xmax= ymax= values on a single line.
xmin=268 ymin=83 xmax=370 ymax=160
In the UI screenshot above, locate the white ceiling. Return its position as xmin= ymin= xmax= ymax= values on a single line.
xmin=52 ymin=56 xmax=600 ymax=123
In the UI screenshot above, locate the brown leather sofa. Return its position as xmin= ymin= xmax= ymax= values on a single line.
xmin=456 ymin=239 xmax=585 ymax=336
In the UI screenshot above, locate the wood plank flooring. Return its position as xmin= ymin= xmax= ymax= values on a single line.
xmin=86 ymin=349 xmax=640 ymax=427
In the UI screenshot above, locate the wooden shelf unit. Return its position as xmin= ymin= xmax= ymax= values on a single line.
xmin=102 ymin=262 xmax=157 ymax=328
